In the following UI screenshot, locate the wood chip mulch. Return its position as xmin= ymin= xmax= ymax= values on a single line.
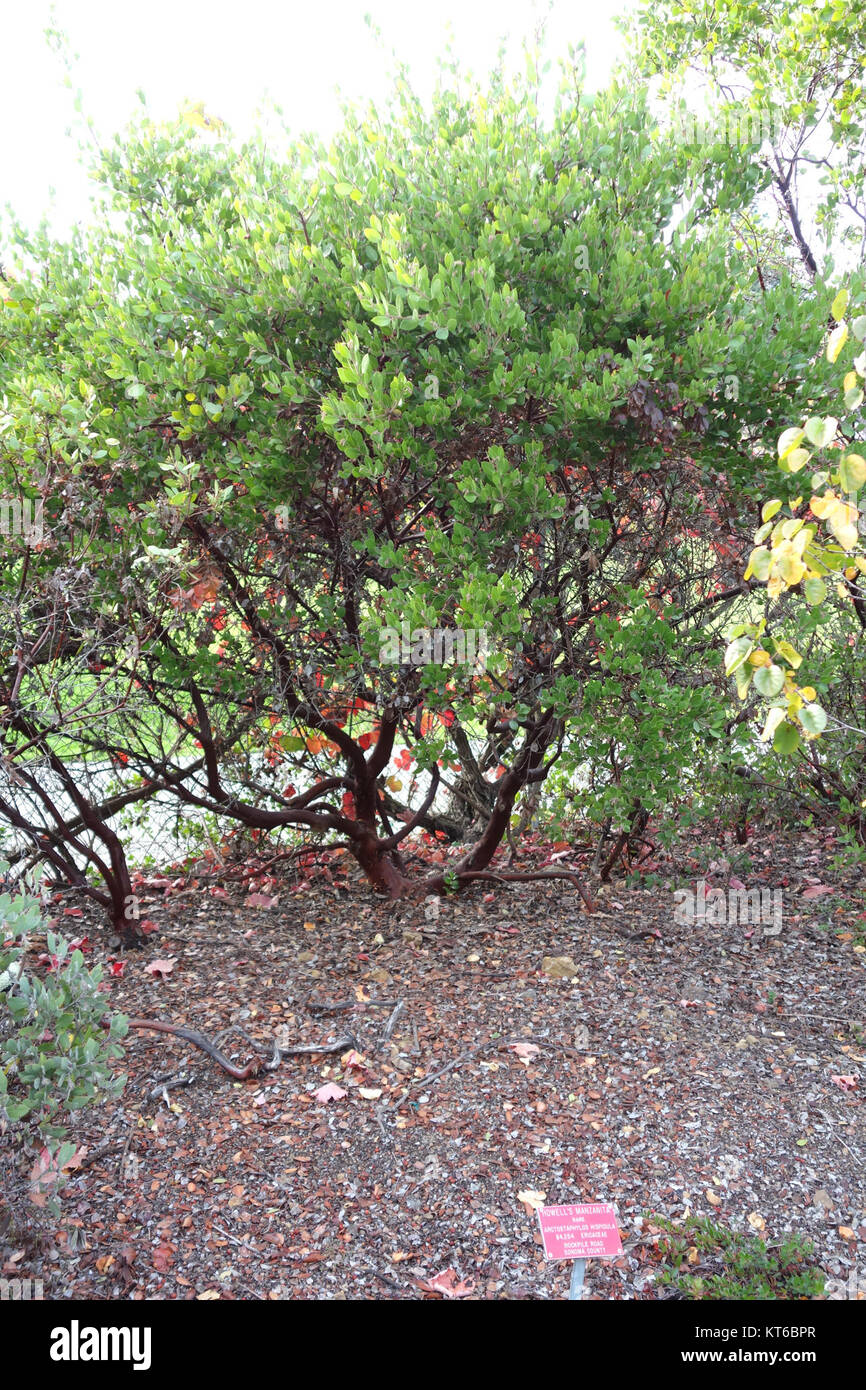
xmin=2 ymin=829 xmax=863 ymax=1300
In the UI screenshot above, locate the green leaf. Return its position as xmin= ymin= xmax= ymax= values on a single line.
xmin=803 ymin=576 xmax=827 ymax=605
xmin=724 ymin=636 xmax=753 ymax=676
xmin=277 ymin=735 xmax=305 ymax=752
xmin=777 ymin=427 xmax=805 ymax=459
xmin=773 ymin=721 xmax=801 ymax=755
xmin=839 ymin=453 xmax=866 ymax=493
xmin=799 ymin=704 xmax=828 ymax=737
xmin=744 ymin=546 xmax=771 ymax=580
xmin=804 ymin=416 xmax=838 ymax=449
xmin=754 ymin=664 xmax=785 ymax=697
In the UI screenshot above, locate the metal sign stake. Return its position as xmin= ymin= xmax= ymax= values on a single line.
xmin=569 ymin=1258 xmax=587 ymax=1300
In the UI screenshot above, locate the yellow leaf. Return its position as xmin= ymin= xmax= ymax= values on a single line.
xmin=786 ymin=447 xmax=811 ymax=473
xmin=831 ymin=288 xmax=849 ymax=322
xmin=827 ymin=321 xmax=848 ymax=363
xmin=829 ymin=503 xmax=859 ymax=550
xmin=810 ymin=492 xmax=839 ymax=520
xmin=777 ymin=551 xmax=806 ymax=585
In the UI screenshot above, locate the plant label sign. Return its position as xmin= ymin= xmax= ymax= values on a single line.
xmin=537 ymin=1203 xmax=623 ymax=1261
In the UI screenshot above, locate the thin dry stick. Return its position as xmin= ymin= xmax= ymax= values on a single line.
xmin=382 ymin=1000 xmax=405 ymax=1044
xmin=408 ymin=1042 xmax=489 ymax=1090
xmin=211 ymin=1222 xmax=260 ymax=1253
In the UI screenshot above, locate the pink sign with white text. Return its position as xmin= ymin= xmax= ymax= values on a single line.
xmin=537 ymin=1203 xmax=623 ymax=1261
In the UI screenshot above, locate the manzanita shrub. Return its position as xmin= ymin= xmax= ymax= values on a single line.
xmin=0 ymin=45 xmax=837 ymax=915
xmin=0 ymin=871 xmax=127 ymax=1209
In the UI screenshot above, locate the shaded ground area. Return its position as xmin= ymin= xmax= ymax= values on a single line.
xmin=2 ymin=829 xmax=864 ymax=1299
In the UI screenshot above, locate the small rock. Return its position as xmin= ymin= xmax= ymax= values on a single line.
xmin=541 ymin=955 xmax=580 ymax=979
xmin=813 ymin=1189 xmax=834 ymax=1212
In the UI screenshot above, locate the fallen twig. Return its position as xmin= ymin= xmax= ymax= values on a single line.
xmin=456 ymin=868 xmax=594 ymax=912
xmin=113 ymin=1017 xmax=262 ymax=1080
xmin=382 ymin=999 xmax=405 ymax=1044
xmin=264 ymin=1034 xmax=356 ymax=1071
xmin=408 ymin=1041 xmax=490 ymax=1090
xmin=211 ymin=1222 xmax=260 ymax=1253
xmin=148 ymin=1073 xmax=195 ymax=1099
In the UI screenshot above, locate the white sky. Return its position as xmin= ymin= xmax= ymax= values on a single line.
xmin=3 ymin=0 xmax=631 ymax=235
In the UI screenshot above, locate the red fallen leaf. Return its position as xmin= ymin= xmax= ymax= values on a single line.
xmin=416 ymin=1268 xmax=476 ymax=1298
xmin=341 ymin=1049 xmax=368 ymax=1071
xmin=144 ymin=958 xmax=176 ymax=978
xmin=508 ymin=1042 xmax=541 ymax=1060
xmin=138 ymin=919 xmax=159 ymax=934
xmin=29 ymin=1147 xmax=62 ymax=1206
xmin=152 ymin=1242 xmax=174 ymax=1272
xmin=107 ymin=959 xmax=125 ymax=977
xmin=678 ymin=999 xmax=703 ymax=1008
xmin=801 ymin=884 xmax=835 ymax=898
xmin=210 ymin=886 xmax=229 ymax=899
xmin=314 ymin=1083 xmax=347 ymax=1103
xmin=482 ymin=892 xmax=496 ymax=903
xmin=67 ymin=936 xmax=90 ymax=952
xmin=830 ymin=1075 xmax=858 ymax=1091
xmin=62 ymin=908 xmax=83 ymax=917
xmin=729 ymin=875 xmax=746 ymax=890
xmin=244 ymin=892 xmax=279 ymax=909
